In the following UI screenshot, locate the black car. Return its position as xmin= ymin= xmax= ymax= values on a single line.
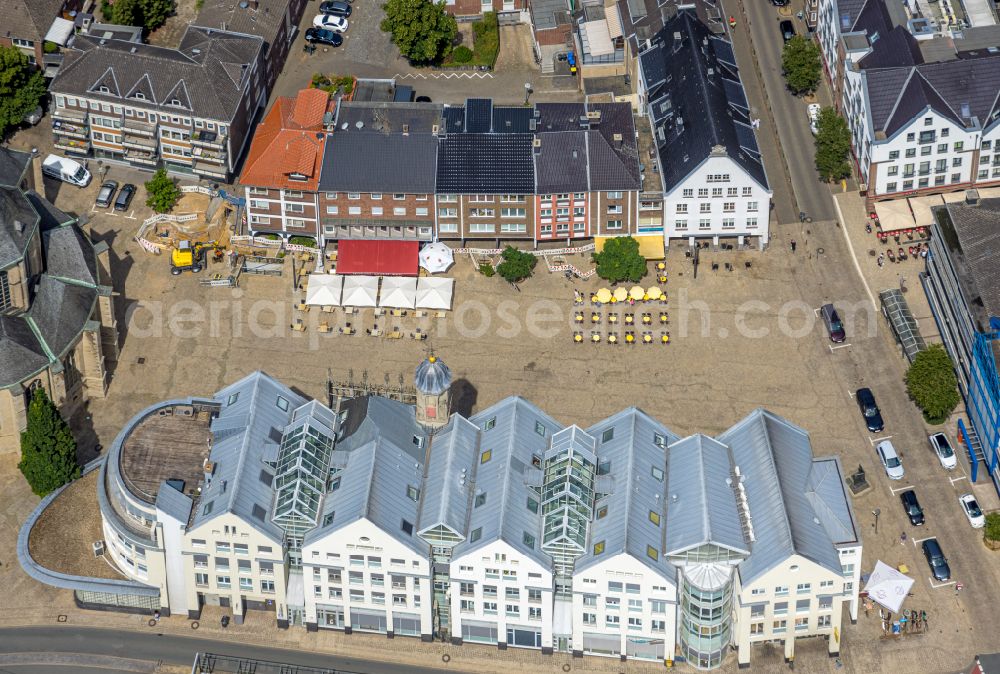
xmin=114 ymin=183 xmax=136 ymax=211
xmin=95 ymin=180 xmax=118 ymax=208
xmin=856 ymin=388 xmax=884 ymax=432
xmin=305 ymin=27 xmax=344 ymax=47
xmin=771 ymin=0 xmax=789 ymax=5
xmin=319 ymin=0 xmax=352 ymax=16
xmin=899 ymin=490 xmax=925 ymax=526
xmin=922 ymin=538 xmax=951 ymax=582
xmin=780 ymin=20 xmax=796 ymax=42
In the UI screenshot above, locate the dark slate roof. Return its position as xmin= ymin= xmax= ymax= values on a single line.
xmin=936 ymin=198 xmax=1000 ymax=322
xmin=195 ymin=0 xmax=292 ymax=47
xmin=865 ymin=56 xmax=1000 ymax=137
xmin=0 ymin=147 xmax=31 ymax=188
xmin=442 ymin=107 xmax=465 ymax=133
xmin=492 ymin=106 xmax=534 ymax=134
xmin=535 ymin=103 xmax=591 ymax=132
xmin=615 ymin=0 xmax=725 ymax=53
xmin=51 ymin=27 xmax=263 ymax=122
xmin=535 ymin=132 xmax=590 ymax=193
xmin=0 ymin=187 xmax=40 ymax=270
xmin=0 ymin=316 xmax=50 ymax=387
xmin=42 ymin=226 xmax=99 ymax=286
xmin=857 ymin=26 xmax=922 ymax=70
xmin=336 ymin=102 xmax=443 ymax=134
xmin=27 ymin=275 xmax=98 ymax=361
xmin=320 ymin=132 xmax=438 ymax=193
xmin=465 ymin=98 xmax=493 ymax=133
xmin=26 ymin=190 xmax=75 ymax=232
xmin=436 ymin=134 xmax=535 ymax=194
xmin=640 ymin=12 xmax=769 ymax=192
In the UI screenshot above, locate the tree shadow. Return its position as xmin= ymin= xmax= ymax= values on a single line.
xmin=450 ymin=378 xmax=477 ymax=418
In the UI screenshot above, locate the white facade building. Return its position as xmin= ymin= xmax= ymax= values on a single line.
xmin=639 ymin=11 xmax=772 ymax=249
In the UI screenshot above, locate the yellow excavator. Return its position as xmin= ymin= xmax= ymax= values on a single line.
xmin=170 ymin=240 xmax=216 ymax=275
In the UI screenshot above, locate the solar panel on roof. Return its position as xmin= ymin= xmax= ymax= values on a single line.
xmin=734 ymin=123 xmax=761 ymax=157
xmin=723 ymin=79 xmax=748 ymax=110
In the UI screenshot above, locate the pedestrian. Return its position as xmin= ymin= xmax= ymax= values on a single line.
xmin=877 ymin=255 xmax=884 ymax=268
xmin=900 ymin=531 xmax=907 ymax=545
xmin=790 ymin=240 xmax=797 ymax=252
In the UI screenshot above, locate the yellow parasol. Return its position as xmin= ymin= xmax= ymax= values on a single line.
xmin=629 ymin=285 xmax=645 ymax=300
xmin=574 ymin=333 xmax=583 ymax=343
xmin=596 ymin=288 xmax=613 ymax=303
xmin=646 ymin=286 xmax=662 ymax=300
xmin=656 ymin=262 xmax=666 ymax=271
xmin=613 ymin=287 xmax=629 ymax=302
xmin=625 ymin=333 xmax=635 ymax=343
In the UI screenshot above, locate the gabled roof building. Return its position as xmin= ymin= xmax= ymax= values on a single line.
xmin=64 ymin=356 xmax=858 ymax=668
xmin=639 ymin=12 xmax=772 ymax=249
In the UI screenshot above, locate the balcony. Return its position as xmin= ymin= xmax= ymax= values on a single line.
xmin=123 ymin=119 xmax=158 ymax=137
xmin=191 ymin=129 xmax=226 ymax=149
xmin=192 ymin=146 xmax=227 ymax=165
xmin=52 ymin=119 xmax=89 ymax=138
xmin=123 ymin=149 xmax=158 ymax=166
xmin=54 ymin=136 xmax=90 ymax=154
xmin=193 ymin=159 xmax=228 ymax=179
xmin=122 ymin=134 xmax=158 ymax=150
xmin=51 ymin=106 xmax=87 ymax=123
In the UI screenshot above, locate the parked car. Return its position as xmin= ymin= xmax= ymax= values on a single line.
xmin=921 ymin=538 xmax=951 ymax=582
xmin=820 ymin=303 xmax=846 ymax=342
xmin=959 ymin=493 xmax=985 ymax=528
xmin=318 ymin=0 xmax=352 ymax=16
xmin=808 ymin=103 xmax=821 ymax=135
xmin=856 ymin=388 xmax=884 ymax=432
xmin=899 ymin=490 xmax=924 ymax=526
xmin=304 ymin=28 xmax=344 ymax=47
xmin=41 ymin=154 xmax=91 ymax=187
xmin=929 ymin=432 xmax=957 ymax=470
xmin=876 ymin=439 xmax=904 ymax=480
xmin=95 ymin=180 xmax=118 ymax=208
xmin=312 ymin=14 xmax=348 ymax=32
xmin=780 ymin=20 xmax=796 ymax=42
xmin=771 ymin=0 xmax=789 ymax=6
xmin=114 ymin=183 xmax=136 ymax=211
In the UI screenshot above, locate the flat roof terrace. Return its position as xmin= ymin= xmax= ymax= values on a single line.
xmin=119 ymin=404 xmax=215 ymax=504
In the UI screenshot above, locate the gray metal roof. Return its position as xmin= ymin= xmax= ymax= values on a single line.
xmin=190 ymin=372 xmax=307 ymax=541
xmin=0 ymin=186 xmax=40 ymax=270
xmin=52 ymin=27 xmax=263 ymax=122
xmin=319 ymin=131 xmax=439 ymax=194
xmin=805 ymin=457 xmax=859 ymax=545
xmin=576 ymin=408 xmax=679 ymax=578
xmin=0 ymin=147 xmax=31 ymax=188
xmin=718 ymin=410 xmax=845 ymax=585
xmin=417 ymin=415 xmax=480 ymax=538
xmin=455 ymin=397 xmax=563 ymax=566
xmin=414 ymin=355 xmax=451 ymax=395
xmin=664 ymin=434 xmax=748 ymax=556
xmin=42 ymin=225 xmax=98 ymax=285
xmin=155 ymin=480 xmax=194 ymax=522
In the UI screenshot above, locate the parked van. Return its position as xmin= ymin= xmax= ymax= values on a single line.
xmin=820 ymin=303 xmax=846 ymax=342
xmin=41 ymin=154 xmax=91 ymax=187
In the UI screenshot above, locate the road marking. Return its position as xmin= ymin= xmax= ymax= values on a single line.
xmin=889 ymin=484 xmax=914 ymax=495
xmin=395 ymin=72 xmax=495 ymax=80
xmin=125 ymin=210 xmax=137 ymax=220
xmin=813 ymin=307 xmax=821 ymax=317
xmin=829 ymin=343 xmax=852 ymax=351
xmin=89 ymin=205 xmax=97 ymax=213
xmin=950 ymin=474 xmax=968 ymax=484
xmin=870 ymin=435 xmax=892 ymax=446
xmin=832 ymin=196 xmax=877 ymax=309
xmin=929 ymin=579 xmax=956 ymax=589
xmin=912 ymin=536 xmax=934 ymax=547
xmin=105 ymin=211 xmax=118 ymax=217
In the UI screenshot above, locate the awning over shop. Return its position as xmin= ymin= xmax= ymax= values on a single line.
xmin=45 ymin=17 xmax=75 ymax=46
xmin=874 ymin=200 xmax=915 ymax=231
xmin=305 ymin=274 xmax=343 ymax=306
xmin=594 ymin=235 xmax=665 ymax=261
xmin=908 ymin=195 xmax=944 ymax=228
xmin=415 ymin=277 xmax=454 ymax=310
xmin=336 ymin=240 xmax=419 ymax=276
xmin=379 ymin=276 xmax=418 ymax=309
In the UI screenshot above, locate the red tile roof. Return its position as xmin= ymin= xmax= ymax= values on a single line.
xmin=240 ymin=88 xmax=331 ymax=191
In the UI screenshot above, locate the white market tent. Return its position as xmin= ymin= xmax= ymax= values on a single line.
xmin=305 ymin=274 xmax=343 ymax=306
xmin=415 ymin=277 xmax=454 ymax=310
xmin=863 ymin=560 xmax=914 ymax=613
xmin=418 ymin=242 xmax=455 ymax=274
xmin=341 ymin=275 xmax=379 ymax=307
xmin=378 ymin=276 xmax=418 ymax=309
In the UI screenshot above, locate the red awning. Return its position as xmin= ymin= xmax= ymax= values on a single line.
xmin=336 ymin=240 xmax=419 ymax=276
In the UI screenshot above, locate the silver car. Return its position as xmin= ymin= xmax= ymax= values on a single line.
xmin=876 ymin=440 xmax=905 ymax=480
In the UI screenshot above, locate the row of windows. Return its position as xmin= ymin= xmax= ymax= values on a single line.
xmin=673 ymin=219 xmax=758 ymax=230
xmin=751 ymin=615 xmax=832 ymax=634
xmin=195 ymin=573 xmax=275 ymax=593
xmin=676 ymin=202 xmax=758 ymax=214
xmin=56 ymin=96 xmax=228 ymax=133
xmin=681 ymin=187 xmax=753 ymax=198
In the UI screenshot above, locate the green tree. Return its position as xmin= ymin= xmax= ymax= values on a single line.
xmin=103 ymin=0 xmax=175 ymax=32
xmin=144 ymin=168 xmax=181 ymax=213
xmin=18 ymin=388 xmax=80 ymax=497
xmin=592 ymin=236 xmax=647 ymax=284
xmin=0 ymin=45 xmax=46 ymax=138
xmin=781 ymin=35 xmax=822 ymax=95
xmin=905 ymin=344 xmax=960 ymax=424
xmin=381 ymin=0 xmax=458 ymax=64
xmin=814 ymin=108 xmax=853 ymax=182
xmin=985 ymin=513 xmax=1000 ymax=548
xmin=495 ymin=246 xmax=537 ymax=283
xmin=138 ymin=0 xmax=175 ymax=30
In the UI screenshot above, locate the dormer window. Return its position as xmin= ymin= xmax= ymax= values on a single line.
xmin=99 ymin=86 xmax=110 ymax=94
xmin=288 ymin=173 xmax=308 ymax=182
xmin=171 ymin=98 xmax=182 ymax=106
xmin=134 ymin=92 xmax=145 ymax=100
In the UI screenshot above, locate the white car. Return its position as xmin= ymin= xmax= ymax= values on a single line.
xmin=313 ymin=14 xmax=348 ymax=31
xmin=876 ymin=440 xmax=905 ymax=480
xmin=959 ymin=493 xmax=985 ymax=528
xmin=929 ymin=432 xmax=958 ymax=470
xmin=807 ymin=103 xmax=821 ymax=135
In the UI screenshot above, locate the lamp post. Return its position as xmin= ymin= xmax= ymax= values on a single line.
xmin=872 ymin=508 xmax=881 ymax=534
xmin=524 ymin=82 xmax=532 ymax=106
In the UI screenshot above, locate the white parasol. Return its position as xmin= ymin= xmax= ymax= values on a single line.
xmin=419 ymin=242 xmax=454 ymax=274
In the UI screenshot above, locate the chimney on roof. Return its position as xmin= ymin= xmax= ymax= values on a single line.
xmin=572 ymin=149 xmax=578 ymax=159
xmin=533 ymin=137 xmax=542 ymax=154
xmin=673 ymin=31 xmax=682 ymax=43
xmin=965 ymin=189 xmax=980 ymax=206
xmin=402 ymin=124 xmax=409 ymax=136
xmin=14 ymin=220 xmax=25 ymax=234
xmin=432 ymin=124 xmax=440 ymax=135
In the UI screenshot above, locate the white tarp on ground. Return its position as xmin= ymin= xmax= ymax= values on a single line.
xmin=415 ymin=277 xmax=454 ymax=310
xmin=305 ymin=274 xmax=343 ymax=306
xmin=378 ymin=276 xmax=418 ymax=309
xmin=418 ymin=242 xmax=454 ymax=274
xmin=45 ymin=17 xmax=75 ymax=46
xmin=874 ymin=199 xmax=915 ymax=231
xmin=341 ymin=275 xmax=379 ymax=307
xmin=863 ymin=560 xmax=914 ymax=613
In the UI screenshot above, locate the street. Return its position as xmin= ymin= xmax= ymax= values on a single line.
xmin=0 ymin=626 xmax=467 ymax=674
